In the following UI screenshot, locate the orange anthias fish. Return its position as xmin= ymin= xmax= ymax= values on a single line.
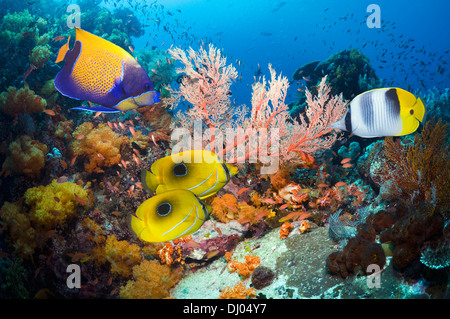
xmin=54 ymin=28 xmax=160 ymax=113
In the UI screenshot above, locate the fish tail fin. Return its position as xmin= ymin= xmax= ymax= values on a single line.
xmin=413 ymin=97 xmax=426 ymax=122
xmin=55 ymin=35 xmax=71 ymax=63
xmin=70 ymin=106 xmax=121 ymax=113
xmin=141 ymin=168 xmax=159 ymax=193
xmin=331 ymin=115 xmax=347 ymax=131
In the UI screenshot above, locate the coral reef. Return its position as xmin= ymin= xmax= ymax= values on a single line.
xmin=292 ymin=49 xmax=382 ymax=100
xmin=0 ymin=200 xmax=37 ymax=258
xmin=70 ymin=122 xmax=129 ymax=173
xmin=119 ymin=260 xmax=183 ymax=299
xmin=3 ymin=135 xmax=47 ymax=178
xmin=29 ymin=44 xmax=51 ymax=69
xmin=104 ymin=235 xmax=141 ymax=277
xmin=219 ymin=282 xmax=257 ymax=299
xmin=251 ymin=266 xmax=276 ymax=289
xmin=0 ymin=86 xmax=47 ymax=117
xmin=24 ymin=179 xmax=91 ymax=229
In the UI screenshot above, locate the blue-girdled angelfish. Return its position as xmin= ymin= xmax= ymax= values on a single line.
xmin=130 ymin=189 xmax=211 ymax=242
xmin=54 ymin=27 xmax=160 ymax=113
xmin=331 ymin=88 xmax=425 ymax=138
xmin=141 ymin=150 xmax=238 ymax=200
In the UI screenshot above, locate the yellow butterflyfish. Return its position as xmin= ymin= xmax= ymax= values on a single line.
xmin=141 ymin=150 xmax=238 ymax=200
xmin=130 ymin=189 xmax=211 ymax=242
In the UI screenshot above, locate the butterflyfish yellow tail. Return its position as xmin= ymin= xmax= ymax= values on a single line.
xmin=55 ymin=35 xmax=71 ymax=63
xmin=141 ymin=168 xmax=160 ymax=193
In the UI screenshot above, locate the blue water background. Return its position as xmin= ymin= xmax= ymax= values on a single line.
xmin=99 ymin=0 xmax=449 ymax=106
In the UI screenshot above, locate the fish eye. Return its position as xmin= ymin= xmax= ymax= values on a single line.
xmin=410 ymin=109 xmax=414 ymax=115
xmin=143 ymin=83 xmax=152 ymax=91
xmin=173 ymin=163 xmax=187 ymax=177
xmin=156 ymin=202 xmax=171 ymax=216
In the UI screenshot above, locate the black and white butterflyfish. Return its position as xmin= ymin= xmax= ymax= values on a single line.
xmin=331 ymin=88 xmax=425 ymax=138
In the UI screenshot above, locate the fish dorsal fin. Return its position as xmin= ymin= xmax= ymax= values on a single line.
xmin=55 ymin=35 xmax=71 ymax=63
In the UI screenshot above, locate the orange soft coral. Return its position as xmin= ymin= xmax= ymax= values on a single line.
xmin=299 ymin=220 xmax=311 ymax=233
xmin=70 ymin=122 xmax=128 ymax=173
xmin=227 ymin=254 xmax=261 ymax=278
xmin=119 ymin=260 xmax=183 ymax=299
xmin=104 ymin=235 xmax=142 ymax=277
xmin=279 ymin=222 xmax=293 ymax=239
xmin=4 ymin=135 xmax=47 ymax=178
xmin=211 ymin=193 xmax=261 ymax=224
xmin=219 ymin=282 xmax=257 ymax=299
xmin=211 ymin=193 xmax=239 ymax=222
xmin=0 ymin=86 xmax=47 ymax=117
xmin=270 ymin=166 xmax=292 ymax=191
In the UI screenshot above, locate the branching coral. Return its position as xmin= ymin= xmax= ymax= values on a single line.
xmin=24 ymin=179 xmax=91 ymax=229
xmin=4 ymin=135 xmax=47 ymax=178
xmin=70 ymin=122 xmax=129 ymax=173
xmin=0 ymin=86 xmax=47 ymax=117
xmin=383 ymin=119 xmax=449 ymax=215
xmin=167 ymin=44 xmax=347 ymax=168
xmin=119 ymin=260 xmax=183 ymax=299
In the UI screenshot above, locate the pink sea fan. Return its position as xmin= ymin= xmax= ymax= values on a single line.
xmin=282 ymin=75 xmax=348 ymax=158
xmin=166 ymin=44 xmax=239 ymax=131
xmin=166 ymin=44 xmax=348 ymax=167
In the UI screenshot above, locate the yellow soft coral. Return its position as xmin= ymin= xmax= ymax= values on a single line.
xmin=70 ymin=122 xmax=128 ymax=173
xmin=4 ymin=135 xmax=47 ymax=178
xmin=0 ymin=86 xmax=47 ymax=117
xmin=119 ymin=260 xmax=182 ymax=299
xmin=104 ymin=235 xmax=141 ymax=277
xmin=0 ymin=200 xmax=36 ymax=258
xmin=24 ymin=179 xmax=90 ymax=229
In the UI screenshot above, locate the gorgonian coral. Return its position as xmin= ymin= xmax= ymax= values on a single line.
xmin=70 ymin=122 xmax=128 ymax=173
xmin=383 ymin=118 xmax=449 ymax=215
xmin=167 ymin=45 xmax=347 ymax=169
